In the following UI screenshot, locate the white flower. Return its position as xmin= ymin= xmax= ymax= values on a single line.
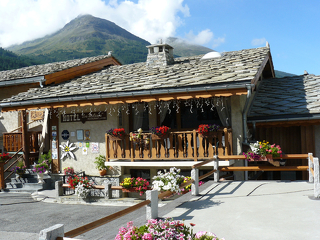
xmin=138 ymin=128 xmax=143 ymax=133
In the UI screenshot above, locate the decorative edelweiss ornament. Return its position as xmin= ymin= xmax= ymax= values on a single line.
xmin=59 ymin=140 xmax=77 ymax=160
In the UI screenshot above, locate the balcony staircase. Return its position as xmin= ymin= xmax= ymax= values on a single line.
xmin=4 ymin=169 xmax=53 ymax=193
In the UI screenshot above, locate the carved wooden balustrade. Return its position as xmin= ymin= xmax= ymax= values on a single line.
xmin=106 ymin=128 xmax=232 ymax=162
xmin=3 ymin=131 xmax=41 ymax=153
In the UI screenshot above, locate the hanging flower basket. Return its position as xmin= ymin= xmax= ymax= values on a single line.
xmin=150 ymin=126 xmax=170 ymax=140
xmin=106 ymin=128 xmax=126 ymax=141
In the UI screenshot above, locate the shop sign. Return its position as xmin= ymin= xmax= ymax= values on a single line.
xmin=61 ymin=112 xmax=107 ymax=123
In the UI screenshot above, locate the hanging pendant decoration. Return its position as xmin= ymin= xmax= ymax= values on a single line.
xmin=59 ymin=140 xmax=77 ymax=160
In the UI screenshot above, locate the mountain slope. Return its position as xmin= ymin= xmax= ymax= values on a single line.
xmin=8 ymin=15 xmax=150 ymax=64
xmin=165 ymin=37 xmax=213 ymax=57
xmin=0 ymin=47 xmax=42 ymax=71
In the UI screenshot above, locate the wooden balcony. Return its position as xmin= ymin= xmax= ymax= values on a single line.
xmin=106 ymin=128 xmax=232 ymax=162
xmin=3 ymin=131 xmax=41 ymax=153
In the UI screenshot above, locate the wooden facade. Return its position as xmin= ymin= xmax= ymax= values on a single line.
xmin=255 ymin=125 xmax=315 ymax=180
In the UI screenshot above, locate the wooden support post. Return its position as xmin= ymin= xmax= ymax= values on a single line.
xmin=213 ymin=155 xmax=219 ymax=182
xmin=191 ymin=168 xmax=199 ymax=196
xmin=193 ymin=130 xmax=198 ymax=161
xmin=308 ymin=153 xmax=314 ymax=183
xmin=314 ymin=157 xmax=320 ymax=198
xmin=21 ymin=110 xmax=30 ymax=167
xmin=146 ymin=190 xmax=158 ymax=220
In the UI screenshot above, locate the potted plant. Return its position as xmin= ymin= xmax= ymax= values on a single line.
xmin=120 ymin=177 xmax=149 ymax=196
xmin=94 ymin=155 xmax=110 ymax=176
xmin=243 ymin=140 xmax=283 ymax=166
xmin=11 ymin=160 xmax=26 ymax=178
xmin=130 ymin=128 xmax=150 ymax=148
xmin=197 ymin=124 xmax=220 ymax=137
xmin=63 ymin=166 xmax=75 ymax=175
xmin=0 ymin=153 xmax=11 ymax=162
xmin=33 ymin=162 xmax=48 ymax=183
xmin=150 ymin=126 xmax=170 ymax=140
xmin=38 ymin=150 xmax=52 ymax=172
xmin=67 ymin=175 xmax=93 ymax=198
xmin=152 ymin=167 xmax=184 ymax=193
xmin=106 ymin=128 xmax=126 ymax=141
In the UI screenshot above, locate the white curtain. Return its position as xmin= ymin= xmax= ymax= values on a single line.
xmin=214 ymin=97 xmax=231 ymax=127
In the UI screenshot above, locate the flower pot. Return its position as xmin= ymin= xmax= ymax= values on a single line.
xmin=108 ymin=134 xmax=125 ymax=141
xmin=122 ymin=188 xmax=137 ymax=193
xmin=200 ymin=132 xmax=217 ymax=138
xmin=37 ymin=173 xmax=44 ymax=184
xmin=16 ymin=171 xmax=25 ymax=178
xmin=151 ymin=133 xmax=168 ymax=140
xmin=99 ymin=169 xmax=107 ymax=176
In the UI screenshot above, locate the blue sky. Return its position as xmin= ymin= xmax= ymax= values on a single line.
xmin=0 ymin=0 xmax=319 ymax=75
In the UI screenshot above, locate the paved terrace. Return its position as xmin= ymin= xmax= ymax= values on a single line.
xmin=0 ymin=180 xmax=319 ymax=240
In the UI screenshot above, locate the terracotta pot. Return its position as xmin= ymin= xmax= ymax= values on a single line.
xmin=122 ymin=188 xmax=137 ymax=193
xmin=99 ymin=169 xmax=107 ymax=176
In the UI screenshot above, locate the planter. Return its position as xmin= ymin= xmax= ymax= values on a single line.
xmin=200 ymin=132 xmax=217 ymax=138
xmin=151 ymin=133 xmax=168 ymax=140
xmin=108 ymin=135 xmax=125 ymax=141
xmin=37 ymin=173 xmax=44 ymax=184
xmin=122 ymin=188 xmax=138 ymax=193
xmin=99 ymin=169 xmax=107 ymax=176
xmin=15 ymin=171 xmax=25 ymax=178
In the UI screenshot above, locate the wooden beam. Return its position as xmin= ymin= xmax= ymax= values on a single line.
xmin=219 ymin=166 xmax=309 ymax=172
xmin=44 ymin=57 xmax=121 ymax=85
xmin=64 ymin=200 xmax=150 ymax=238
xmin=1 ymin=88 xmax=248 ymax=112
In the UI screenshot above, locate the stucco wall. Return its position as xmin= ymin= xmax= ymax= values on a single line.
xmin=230 ymin=95 xmax=246 ymax=180
xmin=59 ymin=106 xmax=118 ymax=175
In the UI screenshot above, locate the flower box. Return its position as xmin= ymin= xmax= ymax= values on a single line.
xmin=122 ymin=188 xmax=138 ymax=193
xmin=200 ymin=131 xmax=217 ymax=138
xmin=151 ymin=133 xmax=169 ymax=140
xmin=108 ymin=134 xmax=125 ymax=141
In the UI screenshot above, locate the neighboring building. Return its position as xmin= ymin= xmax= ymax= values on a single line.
xmin=0 ymin=42 xmax=275 ymax=181
xmin=247 ymin=73 xmax=320 ymax=180
xmin=0 ymin=54 xmax=121 ymax=163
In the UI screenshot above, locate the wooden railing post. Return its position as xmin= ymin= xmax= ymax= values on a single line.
xmin=314 ymin=157 xmax=320 ymax=198
xmin=193 ymin=130 xmax=198 ymax=161
xmin=21 ymin=110 xmax=30 ymax=167
xmin=191 ymin=168 xmax=199 ymax=195
xmin=308 ymin=153 xmax=314 ymax=183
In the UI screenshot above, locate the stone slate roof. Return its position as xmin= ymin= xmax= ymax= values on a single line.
xmin=0 ymin=55 xmax=112 ymax=82
xmin=1 ymin=47 xmax=270 ymax=104
xmin=248 ymin=74 xmax=320 ymax=120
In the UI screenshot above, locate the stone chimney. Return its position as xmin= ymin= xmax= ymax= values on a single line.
xmin=146 ymin=40 xmax=174 ymax=67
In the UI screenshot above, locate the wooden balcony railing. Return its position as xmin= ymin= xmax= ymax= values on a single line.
xmin=106 ymin=128 xmax=232 ymax=162
xmin=3 ymin=131 xmax=41 ymax=153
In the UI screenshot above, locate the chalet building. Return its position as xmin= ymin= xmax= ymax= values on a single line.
xmin=2 ymin=42 xmax=315 ymax=182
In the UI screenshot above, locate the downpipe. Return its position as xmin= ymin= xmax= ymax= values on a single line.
xmin=242 ymin=84 xmax=253 ymax=180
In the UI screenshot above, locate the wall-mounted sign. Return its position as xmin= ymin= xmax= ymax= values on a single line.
xmin=77 ymin=130 xmax=84 ymax=140
xmin=61 ymin=112 xmax=107 ymax=123
xmin=61 ymin=130 xmax=70 ymax=140
xmin=84 ymin=130 xmax=90 ymax=140
xmin=91 ymin=142 xmax=99 ymax=154
xmin=30 ymin=110 xmax=44 ymax=121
